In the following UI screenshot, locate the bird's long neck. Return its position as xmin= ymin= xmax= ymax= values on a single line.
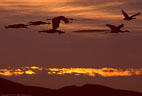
xmin=58 ymin=16 xmax=69 ymax=24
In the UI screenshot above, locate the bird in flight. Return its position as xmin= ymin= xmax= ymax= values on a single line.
xmin=121 ymin=10 xmax=141 ymax=21
xmin=28 ymin=21 xmax=51 ymax=26
xmin=5 ymin=24 xmax=29 ymax=29
xmin=51 ymin=16 xmax=70 ymax=30
xmin=38 ymin=16 xmax=74 ymax=34
xmin=47 ymin=16 xmax=74 ymax=30
xmin=106 ymin=24 xmax=129 ymax=33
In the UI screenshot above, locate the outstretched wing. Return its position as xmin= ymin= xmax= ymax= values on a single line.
xmin=131 ymin=13 xmax=141 ymax=18
xmin=117 ymin=24 xmax=124 ymax=29
xmin=106 ymin=24 xmax=116 ymax=31
xmin=122 ymin=10 xmax=129 ymax=18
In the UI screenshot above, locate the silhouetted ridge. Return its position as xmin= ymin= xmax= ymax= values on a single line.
xmin=59 ymin=85 xmax=78 ymax=90
xmin=0 ymin=77 xmax=54 ymax=96
xmin=0 ymin=77 xmax=141 ymax=96
xmin=57 ymin=84 xmax=142 ymax=96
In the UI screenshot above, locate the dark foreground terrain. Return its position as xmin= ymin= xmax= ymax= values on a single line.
xmin=0 ymin=77 xmax=141 ymax=96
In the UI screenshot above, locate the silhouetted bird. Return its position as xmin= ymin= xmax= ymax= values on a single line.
xmin=39 ymin=16 xmax=73 ymax=34
xmin=122 ymin=10 xmax=141 ymax=21
xmin=46 ymin=16 xmax=74 ymax=30
xmin=28 ymin=21 xmax=51 ymax=26
xmin=5 ymin=24 xmax=29 ymax=29
xmin=106 ymin=24 xmax=129 ymax=33
xmin=51 ymin=16 xmax=70 ymax=30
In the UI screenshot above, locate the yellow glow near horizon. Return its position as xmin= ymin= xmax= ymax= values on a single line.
xmin=25 ymin=70 xmax=36 ymax=75
xmin=46 ymin=68 xmax=135 ymax=77
xmin=0 ymin=66 xmax=142 ymax=77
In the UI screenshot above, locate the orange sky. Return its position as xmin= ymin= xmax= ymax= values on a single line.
xmin=0 ymin=0 xmax=142 ymax=92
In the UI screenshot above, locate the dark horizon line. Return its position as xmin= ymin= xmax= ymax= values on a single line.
xmin=0 ymin=77 xmax=142 ymax=96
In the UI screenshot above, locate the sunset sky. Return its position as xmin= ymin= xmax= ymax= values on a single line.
xmin=0 ymin=0 xmax=142 ymax=92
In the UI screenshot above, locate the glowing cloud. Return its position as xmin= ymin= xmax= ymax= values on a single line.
xmin=0 ymin=66 xmax=142 ymax=77
xmin=46 ymin=68 xmax=142 ymax=77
